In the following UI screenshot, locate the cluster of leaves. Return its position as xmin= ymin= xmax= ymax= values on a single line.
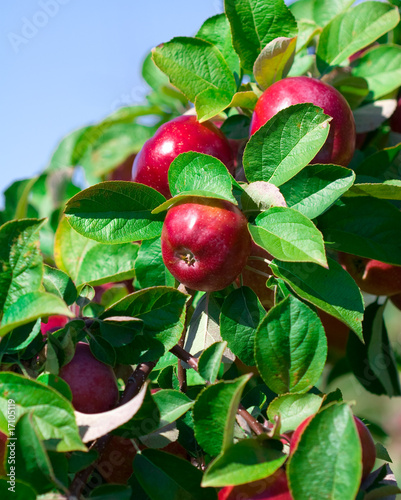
xmin=1 ymin=0 xmax=401 ymax=499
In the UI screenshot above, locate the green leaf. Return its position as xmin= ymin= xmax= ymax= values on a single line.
xmin=220 ymin=287 xmax=266 ymax=366
xmin=243 ymin=104 xmax=331 ymax=186
xmin=202 ymin=437 xmax=286 ymax=487
xmin=152 ymin=390 xmax=194 ymax=427
xmin=356 ymin=144 xmax=401 ymax=180
xmin=280 ymin=164 xmax=355 ymax=219
xmin=351 ymin=44 xmax=401 ymax=100
xmin=75 ymin=242 xmax=139 ymax=287
xmin=142 ymin=52 xmax=170 ymax=90
xmin=89 ymin=336 xmax=116 ymax=367
xmin=330 ymin=75 xmax=369 ymax=111
xmin=347 ymin=303 xmax=401 ymax=397
xmin=225 ymin=0 xmax=297 ymax=73
xmin=220 ymin=114 xmax=251 ymax=140
xmin=196 ymin=14 xmax=240 ymax=76
xmin=47 ymin=126 xmax=93 ymax=170
xmin=64 ymin=181 xmax=166 ymax=244
xmin=166 ymin=152 xmax=236 ymax=204
xmin=0 ymin=479 xmax=36 ymax=499
xmin=253 ymin=36 xmax=297 ymax=90
xmin=267 ymin=393 xmax=323 ymax=433
xmin=288 ymin=404 xmax=362 ymax=500
xmin=0 ymin=218 xmax=46 ymax=313
xmin=90 ymin=484 xmax=132 ymax=500
xmin=0 ymin=372 xmax=85 ymax=452
xmin=198 ymin=342 xmax=228 ymax=383
xmin=0 ymin=291 xmax=73 ymax=337
xmin=0 ymin=320 xmax=41 ymax=356
xmin=36 ymin=373 xmax=72 ymax=401
xmin=289 ymin=0 xmax=354 ymax=28
xmin=250 ymin=207 xmax=327 ymax=266
xmin=135 ymin=237 xmax=175 ymax=289
xmin=43 ymin=265 xmax=77 ymax=306
xmin=193 ymin=375 xmax=250 ymax=456
xmin=343 ymin=180 xmax=401 ymax=200
xmin=255 ymin=295 xmax=327 ymax=394
xmin=152 ymin=37 xmax=236 ymax=121
xmin=133 ymin=448 xmax=216 ymax=500
xmin=269 ymin=257 xmax=364 ymax=338
xmin=316 ymin=2 xmax=400 ymax=74
xmin=317 ymin=197 xmax=401 ymax=265
xmin=100 ymin=287 xmax=188 ymax=361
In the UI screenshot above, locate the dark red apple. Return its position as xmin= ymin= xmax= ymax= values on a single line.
xmin=250 ymin=76 xmax=356 ymax=167
xmin=59 ymin=342 xmax=119 ymax=414
xmin=318 ymin=309 xmax=349 ymax=357
xmin=218 ymin=469 xmax=292 ymax=500
xmin=338 ymin=253 xmax=401 ymax=296
xmin=41 ymin=315 xmax=69 ymax=335
xmin=239 ymin=241 xmax=274 ymax=310
xmin=132 ymin=115 xmax=234 ymax=198
xmin=161 ymin=198 xmax=252 ymax=291
xmin=390 ymin=97 xmax=401 ymax=134
xmin=390 ymin=293 xmax=401 ymax=310
xmin=290 ymin=415 xmax=376 ymax=480
xmin=109 ymin=153 xmax=136 ymax=181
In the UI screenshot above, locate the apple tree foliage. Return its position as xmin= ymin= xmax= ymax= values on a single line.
xmin=1 ymin=0 xmax=401 ymax=499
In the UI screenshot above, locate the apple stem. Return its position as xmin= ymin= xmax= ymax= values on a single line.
xmin=244 ymin=265 xmax=272 ymax=278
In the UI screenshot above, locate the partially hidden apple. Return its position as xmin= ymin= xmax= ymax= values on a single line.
xmin=132 ymin=115 xmax=234 ymax=198
xmin=339 ymin=253 xmax=401 ymax=296
xmin=218 ymin=468 xmax=292 ymax=500
xmin=59 ymin=342 xmax=119 ymax=414
xmin=250 ymin=76 xmax=356 ymax=167
xmin=290 ymin=415 xmax=376 ymax=480
xmin=108 ymin=153 xmax=136 ymax=181
xmin=161 ymin=198 xmax=252 ymax=291
xmin=41 ymin=315 xmax=69 ymax=335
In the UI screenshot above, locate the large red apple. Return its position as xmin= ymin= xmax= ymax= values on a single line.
xmin=161 ymin=198 xmax=251 ymax=291
xmin=290 ymin=415 xmax=376 ymax=480
xmin=338 ymin=253 xmax=401 ymax=296
xmin=250 ymin=76 xmax=356 ymax=167
xmin=132 ymin=115 xmax=234 ymax=198
xmin=59 ymin=342 xmax=119 ymax=414
xmin=218 ymin=469 xmax=292 ymax=500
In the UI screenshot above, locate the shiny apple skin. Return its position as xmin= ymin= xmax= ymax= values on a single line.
xmin=132 ymin=115 xmax=234 ymax=198
xmin=161 ymin=199 xmax=252 ymax=292
xmin=218 ymin=469 xmax=292 ymax=500
xmin=250 ymin=76 xmax=356 ymax=167
xmin=290 ymin=415 xmax=376 ymax=480
xmin=59 ymin=342 xmax=119 ymax=414
xmin=339 ymin=253 xmax=401 ymax=296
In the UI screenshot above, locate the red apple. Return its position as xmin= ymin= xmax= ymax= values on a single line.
xmin=41 ymin=315 xmax=69 ymax=335
xmin=161 ymin=198 xmax=252 ymax=291
xmin=338 ymin=253 xmax=401 ymax=296
xmin=250 ymin=76 xmax=356 ymax=167
xmin=59 ymin=342 xmax=119 ymax=414
xmin=390 ymin=97 xmax=401 ymax=134
xmin=318 ymin=309 xmax=349 ymax=357
xmin=109 ymin=153 xmax=136 ymax=181
xmin=290 ymin=415 xmax=376 ymax=480
xmin=239 ymin=241 xmax=274 ymax=310
xmin=132 ymin=115 xmax=234 ymax=198
xmin=218 ymin=469 xmax=292 ymax=500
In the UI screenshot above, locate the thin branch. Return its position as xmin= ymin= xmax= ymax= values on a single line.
xmin=176 ymin=284 xmax=195 ymax=393
xmin=244 ymin=265 xmax=272 ymax=279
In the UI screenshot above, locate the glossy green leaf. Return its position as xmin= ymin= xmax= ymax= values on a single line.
xmin=352 ymin=44 xmax=401 ymax=101
xmin=36 ymin=373 xmax=72 ymax=401
xmin=64 ymin=181 xmax=166 ymax=243
xmin=0 ymin=320 xmax=41 ymax=356
xmin=134 ymin=448 xmax=216 ymax=500
xmin=0 ymin=218 xmax=45 ymax=313
xmin=243 ymin=104 xmax=331 ymax=186
xmin=253 ymin=36 xmax=297 ymax=90
xmin=0 ymin=372 xmax=85 ymax=452
xmin=100 ymin=287 xmax=188 ymax=361
xmin=267 ymin=393 xmax=322 ymax=433
xmin=43 ymin=265 xmax=77 ymax=306
xmin=288 ymin=404 xmax=362 ymax=500
xmin=220 ymin=287 xmax=266 ymax=366
xmin=280 ymin=164 xmax=355 ymax=219
xmin=250 ymin=207 xmax=327 ymax=266
xmin=152 ymin=390 xmax=194 ymax=426
xmin=331 ymin=75 xmax=369 ymax=110
xmin=220 ymin=114 xmax=251 ymax=140
xmin=344 ymin=180 xmax=401 ymax=200
xmin=270 ymin=257 xmax=364 ymax=338
xmin=198 ymin=342 xmax=227 ymax=384
xmin=167 ymin=152 xmax=236 ymax=203
xmin=152 ymin=37 xmax=236 ymax=122
xmin=47 ymin=126 xmax=93 ymax=170
xmin=316 ymin=2 xmax=400 ymax=74
xmin=289 ymin=0 xmax=354 ymax=27
xmin=135 ymin=237 xmax=175 ymax=289
xmin=356 ymin=144 xmax=401 ymax=180
xmin=225 ymin=0 xmax=297 ymax=72
xmin=317 ymin=197 xmax=401 ymax=265
xmin=0 ymin=291 xmax=73 ymax=337
xmin=202 ymin=437 xmax=286 ymax=487
xmin=142 ymin=52 xmax=170 ymax=90
xmin=0 ymin=479 xmax=36 ymax=499
xmin=196 ymin=14 xmax=240 ymax=76
xmin=255 ymin=295 xmax=327 ymax=394
xmin=193 ymin=375 xmax=250 ymax=456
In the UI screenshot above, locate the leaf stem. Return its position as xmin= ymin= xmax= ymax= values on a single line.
xmin=244 ymin=265 xmax=272 ymax=278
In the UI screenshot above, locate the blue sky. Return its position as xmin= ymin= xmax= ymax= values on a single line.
xmin=1 ymin=0 xmax=224 ymax=195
